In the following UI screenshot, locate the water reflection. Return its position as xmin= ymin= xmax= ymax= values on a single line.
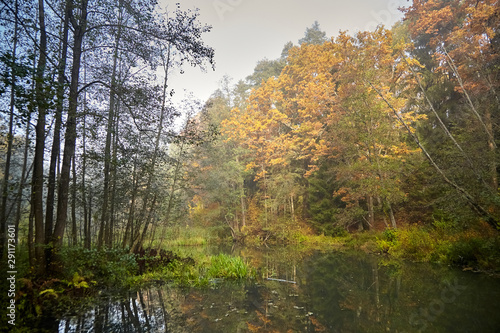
xmin=58 ymin=248 xmax=500 ymax=332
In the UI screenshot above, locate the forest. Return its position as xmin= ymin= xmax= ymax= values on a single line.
xmin=0 ymin=0 xmax=499 ymax=330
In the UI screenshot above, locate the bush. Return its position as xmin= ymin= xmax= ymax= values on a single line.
xmin=395 ymin=226 xmax=436 ymax=262
xmin=376 ymin=229 xmax=398 ymax=254
xmin=447 ymin=236 xmax=500 ymax=270
xmin=61 ymin=247 xmax=138 ymax=286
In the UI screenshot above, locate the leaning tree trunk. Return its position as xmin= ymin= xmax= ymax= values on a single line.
xmin=370 ymin=80 xmax=500 ymax=230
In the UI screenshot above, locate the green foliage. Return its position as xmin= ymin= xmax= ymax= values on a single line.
xmin=382 ymin=229 xmax=398 ymax=242
xmin=60 ymin=247 xmax=138 ymax=286
xmin=447 ymin=236 xmax=500 ymax=270
xmin=298 ymin=21 xmax=327 ymax=45
xmin=307 ymin=164 xmax=345 ymax=235
xmin=432 ymin=210 xmax=460 ymax=232
xmin=395 ymin=227 xmax=436 ymax=262
xmin=376 ymin=229 xmax=398 ymax=254
xmin=63 ymin=272 xmax=95 ymax=289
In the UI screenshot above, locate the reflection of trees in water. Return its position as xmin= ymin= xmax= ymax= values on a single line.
xmin=56 ymin=250 xmax=500 ymax=332
xmin=59 ymin=287 xmax=189 ymax=333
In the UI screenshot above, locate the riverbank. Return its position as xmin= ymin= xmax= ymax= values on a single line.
xmin=150 ymin=223 xmax=500 ymax=274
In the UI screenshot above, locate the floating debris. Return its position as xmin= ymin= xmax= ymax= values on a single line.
xmin=266 ymin=278 xmax=296 ymax=284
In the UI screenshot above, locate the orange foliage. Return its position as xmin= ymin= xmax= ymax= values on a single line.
xmin=404 ymin=0 xmax=499 ymax=95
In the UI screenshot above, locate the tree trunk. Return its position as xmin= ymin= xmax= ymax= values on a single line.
xmin=368 ymin=196 xmax=375 ymax=229
xmin=15 ymin=109 xmax=31 ymax=243
xmin=98 ymin=12 xmax=122 ymax=250
xmin=377 ymin=197 xmax=389 ymax=228
xmin=123 ymin=159 xmax=138 ymax=249
xmin=32 ymin=0 xmax=48 ymax=273
xmin=387 ymin=201 xmax=397 ymax=229
xmin=53 ymin=0 xmax=88 ymax=249
xmin=107 ymin=108 xmax=120 ymax=248
xmin=370 ymin=80 xmax=500 ymax=229
xmin=240 ymin=187 xmax=246 ymax=228
xmin=45 ymin=0 xmax=70 ymax=246
xmin=0 ymin=0 xmax=18 ymax=258
xmin=131 ymin=45 xmax=171 ymax=253
xmin=28 ymin=204 xmax=34 ymax=268
xmin=81 ymin=59 xmax=90 ymax=249
xmin=71 ymin=154 xmax=77 ymax=246
xmin=131 ymin=195 xmax=157 ymax=252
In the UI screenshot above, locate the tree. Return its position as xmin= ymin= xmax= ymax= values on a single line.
xmin=0 ymin=0 xmax=19 ymax=259
xmin=188 ymin=88 xmax=251 ymax=241
xmin=31 ymin=0 xmax=49 ymax=272
xmin=402 ymin=0 xmax=500 ymax=227
xmin=298 ymin=21 xmax=327 ymax=45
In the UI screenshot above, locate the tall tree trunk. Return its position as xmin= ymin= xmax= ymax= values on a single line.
xmin=123 ymin=158 xmax=138 ymax=249
xmin=98 ymin=7 xmax=122 ymax=250
xmin=53 ymin=0 xmax=88 ymax=249
xmin=71 ymin=154 xmax=77 ymax=246
xmin=27 ymin=28 xmax=38 ymax=268
xmin=107 ymin=108 xmax=120 ymax=248
xmin=32 ymin=0 xmax=48 ymax=273
xmin=15 ymin=111 xmax=31 ymax=243
xmin=45 ymin=0 xmax=70 ymax=247
xmin=28 ymin=203 xmax=35 ymax=268
xmin=131 ymin=44 xmax=171 ymax=253
xmin=157 ymin=140 xmax=185 ymax=249
xmin=236 ymin=156 xmax=246 ymax=229
xmin=0 ymin=0 xmax=18 ymax=258
xmin=82 ymin=66 xmax=90 ymax=250
xmin=86 ymin=191 xmax=92 ymax=249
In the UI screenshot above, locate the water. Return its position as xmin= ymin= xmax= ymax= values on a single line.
xmin=55 ymin=247 xmax=500 ymax=332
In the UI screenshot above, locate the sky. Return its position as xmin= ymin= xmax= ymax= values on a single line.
xmin=160 ymin=0 xmax=412 ymax=105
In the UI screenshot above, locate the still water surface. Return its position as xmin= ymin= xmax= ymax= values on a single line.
xmin=56 ymin=246 xmax=500 ymax=332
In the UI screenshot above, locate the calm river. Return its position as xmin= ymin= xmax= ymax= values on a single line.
xmin=52 ymin=246 xmax=500 ymax=332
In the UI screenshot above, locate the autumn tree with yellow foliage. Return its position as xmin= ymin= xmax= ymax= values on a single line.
xmin=188 ymin=2 xmax=500 ymax=239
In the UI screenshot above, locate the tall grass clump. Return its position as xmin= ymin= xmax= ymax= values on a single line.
xmin=204 ymin=254 xmax=255 ymax=280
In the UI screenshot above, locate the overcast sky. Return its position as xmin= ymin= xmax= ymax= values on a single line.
xmin=160 ymin=0 xmax=411 ymax=104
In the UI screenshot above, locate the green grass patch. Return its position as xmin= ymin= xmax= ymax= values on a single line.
xmin=204 ymin=253 xmax=256 ymax=280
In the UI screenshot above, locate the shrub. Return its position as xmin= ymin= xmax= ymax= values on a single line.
xmin=376 ymin=229 xmax=398 ymax=254
xmin=396 ymin=227 xmax=436 ymax=262
xmin=446 ymin=236 xmax=500 ymax=270
xmin=61 ymin=247 xmax=138 ymax=286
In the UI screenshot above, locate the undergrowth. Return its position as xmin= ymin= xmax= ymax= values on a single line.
xmin=368 ymin=221 xmax=500 ymax=272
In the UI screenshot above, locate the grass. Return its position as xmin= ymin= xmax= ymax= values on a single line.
xmin=204 ymin=253 xmax=256 ymax=280
xmin=149 ymin=226 xmax=223 ymax=248
xmin=127 ymin=252 xmax=256 ymax=287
